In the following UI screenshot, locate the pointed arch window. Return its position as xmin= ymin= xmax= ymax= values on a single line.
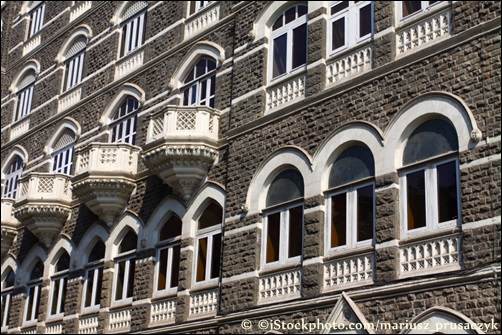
xmin=154 ymin=215 xmax=182 ymax=295
xmin=401 ymin=119 xmax=460 ymax=236
xmin=82 ymin=240 xmax=105 ymax=311
xmin=263 ymin=169 xmax=304 ymax=268
xmin=49 ymin=251 xmax=70 ymax=317
xmin=182 ymin=57 xmax=217 ymax=108
xmin=110 ymin=96 xmax=139 ymax=145
xmin=270 ymin=4 xmax=308 ymax=80
xmin=327 ymin=145 xmax=375 ymax=251
xmin=63 ymin=36 xmax=87 ymax=91
xmin=120 ymin=2 xmax=148 ymax=57
xmin=195 ymin=201 xmax=222 ymax=285
xmin=51 ymin=129 xmax=76 ymax=175
xmin=24 ymin=260 xmax=44 ymax=324
xmin=2 ymin=156 xmax=23 ymax=199
xmin=1 ymin=267 xmax=15 ymax=328
xmin=113 ymin=230 xmax=137 ymax=304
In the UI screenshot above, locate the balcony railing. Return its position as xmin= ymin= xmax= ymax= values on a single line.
xmin=259 ymin=268 xmax=301 ymax=303
xmin=189 ymin=288 xmax=218 ymax=319
xmin=323 ymin=252 xmax=374 ymax=291
xmin=23 ymin=33 xmax=41 ymax=56
xmin=326 ymin=46 xmax=372 ymax=86
xmin=17 ymin=173 xmax=72 ymax=205
xmin=266 ymin=74 xmax=306 ymax=111
xmin=74 ymin=142 xmax=139 ymax=177
xmin=78 ymin=315 xmax=98 ymax=334
xmin=70 ymin=1 xmax=92 ymax=22
xmin=115 ymin=49 xmax=144 ymax=80
xmin=45 ymin=322 xmax=63 ymax=334
xmin=150 ymin=298 xmax=177 ymax=326
xmin=10 ymin=118 xmax=30 ymax=141
xmin=108 ymin=309 xmax=131 ymax=333
xmin=59 ymin=87 xmax=82 ymax=112
xmin=185 ymin=4 xmax=220 ymax=39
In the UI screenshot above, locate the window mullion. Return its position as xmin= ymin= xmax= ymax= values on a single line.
xmin=32 ymin=285 xmax=39 ymax=320
xmin=348 ymin=189 xmax=356 ymax=247
xmin=282 ymin=210 xmax=288 ymax=264
xmin=205 ymin=234 xmax=213 ymax=282
xmin=166 ymin=247 xmax=173 ymax=289
xmin=123 ymin=259 xmax=130 ymax=299
xmin=57 ymin=278 xmax=64 ymax=314
xmin=91 ymin=268 xmax=99 ymax=306
xmin=428 ymin=166 xmax=438 ymax=230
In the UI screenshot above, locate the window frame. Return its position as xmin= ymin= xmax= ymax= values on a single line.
xmin=51 ymin=144 xmax=74 ymax=175
xmin=328 ymin=1 xmax=373 ymax=56
xmin=110 ymin=97 xmax=139 ymax=145
xmin=268 ymin=4 xmax=308 ymax=82
xmin=188 ymin=1 xmax=213 ymax=16
xmin=112 ymin=232 xmax=137 ymax=307
xmin=2 ymin=156 xmax=24 ymax=199
xmin=1 ymin=270 xmax=15 ymax=329
xmin=398 ymin=1 xmax=443 ymax=21
xmin=400 ymin=154 xmax=461 ymax=238
xmin=261 ymin=199 xmax=304 ymax=270
xmin=82 ymin=262 xmax=104 ymax=313
xmin=325 ymin=178 xmax=375 ymax=254
xmin=120 ymin=11 xmax=147 ymax=57
xmin=181 ymin=57 xmax=217 ymax=108
xmin=15 ymin=84 xmax=34 ymax=122
xmin=27 ymin=2 xmax=45 ymax=39
xmin=154 ymin=217 xmax=182 ymax=297
xmin=63 ymin=50 xmax=85 ymax=92
xmin=193 ymin=225 xmax=221 ymax=287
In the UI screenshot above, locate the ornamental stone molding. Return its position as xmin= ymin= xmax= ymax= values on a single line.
xmin=12 ymin=173 xmax=72 ymax=248
xmin=71 ymin=142 xmax=140 ymax=227
xmin=142 ymin=105 xmax=221 ymax=201
xmin=1 ymin=198 xmax=20 ymax=255
xmin=1 ymin=226 xmax=17 ymax=258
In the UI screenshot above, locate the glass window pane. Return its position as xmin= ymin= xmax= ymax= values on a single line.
xmin=331 ymin=1 xmax=349 ymax=15
xmin=357 ymin=185 xmax=374 ymax=242
xmin=292 ymin=23 xmax=307 ymax=69
xmin=115 ymin=261 xmax=125 ymax=301
xmin=170 ymin=245 xmax=180 ymax=288
xmin=298 ymin=5 xmax=308 ymax=17
xmin=406 ymin=170 xmax=426 ymax=230
xmin=288 ymin=206 xmax=303 ymax=258
xmin=403 ymin=1 xmax=422 ymax=17
xmin=31 ymin=261 xmax=44 ymax=280
xmin=266 ymin=169 xmax=304 ymax=207
xmin=84 ymin=269 xmax=94 ymax=307
xmin=331 ymin=193 xmax=347 ymax=248
xmin=157 ymin=248 xmax=168 ymax=291
xmin=56 ymin=252 xmax=70 ymax=272
xmin=285 ymin=7 xmax=296 ymax=24
xmin=126 ymin=259 xmax=135 ymax=298
xmin=95 ymin=268 xmax=103 ymax=306
xmin=88 ymin=240 xmax=105 ymax=263
xmin=266 ymin=212 xmax=281 ymax=263
xmin=196 ymin=59 xmax=206 ymax=78
xmin=160 ymin=215 xmax=182 ymax=240
xmin=5 ymin=269 xmax=15 ymax=288
xmin=210 ymin=233 xmax=221 ymax=279
xmin=437 ymin=161 xmax=458 ymax=223
xmin=119 ymin=231 xmax=137 ymax=253
xmin=359 ymin=4 xmax=372 ymax=38
xmin=332 ymin=18 xmax=345 ymax=50
xmin=273 ymin=34 xmax=287 ymax=78
xmin=329 ymin=146 xmax=375 ymax=188
xmin=198 ymin=202 xmax=222 ymax=229
xmin=272 ymin=14 xmax=283 ymax=30
xmin=196 ymin=237 xmax=208 ymax=282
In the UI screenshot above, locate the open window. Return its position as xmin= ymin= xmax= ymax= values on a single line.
xmin=63 ymin=36 xmax=87 ymax=92
xmin=51 ymin=129 xmax=76 ymax=175
xmin=26 ymin=2 xmax=45 ymax=39
xmin=2 ymin=156 xmax=24 ymax=200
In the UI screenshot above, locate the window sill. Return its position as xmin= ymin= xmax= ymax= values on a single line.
xmin=323 ymin=244 xmax=374 ymax=262
xmin=152 ymin=287 xmax=178 ymax=299
xmin=259 ymin=260 xmax=302 ymax=276
xmin=191 ymin=280 xmax=219 ymax=293
xmin=400 ymin=225 xmax=461 ymax=244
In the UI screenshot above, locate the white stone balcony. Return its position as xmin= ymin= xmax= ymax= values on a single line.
xmin=396 ymin=11 xmax=451 ymax=56
xmin=259 ymin=268 xmax=302 ymax=303
xmin=13 ymin=173 xmax=72 ymax=248
xmin=72 ymin=143 xmax=140 ymax=227
xmin=184 ymin=3 xmax=220 ymax=39
xmin=189 ymin=288 xmax=218 ymax=319
xmin=78 ymin=315 xmax=98 ymax=334
xmin=142 ymin=105 xmax=220 ymax=201
xmin=10 ymin=118 xmax=30 ymax=141
xmin=108 ymin=309 xmax=131 ymax=333
xmin=45 ymin=322 xmax=63 ymax=334
xmin=59 ymin=87 xmax=82 ymax=112
xmin=23 ymin=33 xmax=41 ymax=56
xmin=150 ymin=298 xmax=177 ymax=326
xmin=70 ymin=1 xmax=92 ymax=22
xmin=323 ymin=252 xmax=374 ymax=291
xmin=399 ymin=233 xmax=461 ymax=278
xmin=115 ymin=48 xmax=144 ymax=80
xmin=266 ymin=74 xmax=306 ymax=111
xmin=326 ymin=46 xmax=372 ymax=86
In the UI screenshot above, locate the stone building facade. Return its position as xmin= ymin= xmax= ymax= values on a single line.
xmin=1 ymin=1 xmax=500 ymax=334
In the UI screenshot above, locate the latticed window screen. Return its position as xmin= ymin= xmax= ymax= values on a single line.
xmin=111 ymin=97 xmax=139 ymax=145
xmin=2 ymin=156 xmax=23 ymax=199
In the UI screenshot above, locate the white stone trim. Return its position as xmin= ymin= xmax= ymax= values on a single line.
xmin=221 ymin=270 xmax=258 ymax=284
xmin=74 ymin=223 xmax=110 ymax=268
xmin=9 ymin=60 xmax=40 ymax=93
xmin=43 ymin=117 xmax=81 ymax=155
xmin=462 ymin=216 xmax=501 ymax=231
xmin=99 ymin=84 xmax=145 ymax=127
xmin=106 ymin=213 xmax=142 ymax=260
xmin=55 ymin=25 xmax=91 ymax=63
xmin=17 ymin=244 xmax=47 ymax=287
xmin=375 ymin=239 xmax=399 ymax=250
xmin=460 ymin=154 xmax=501 ymax=170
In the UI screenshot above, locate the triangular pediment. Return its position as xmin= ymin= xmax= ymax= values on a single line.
xmin=322 ymin=292 xmax=375 ymax=334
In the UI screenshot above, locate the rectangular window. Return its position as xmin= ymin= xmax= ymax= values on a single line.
xmin=28 ymin=3 xmax=45 ymax=38
xmin=266 ymin=212 xmax=281 ymax=263
xmin=111 ymin=114 xmax=137 ymax=145
xmin=273 ymin=34 xmax=287 ymax=78
xmin=83 ymin=267 xmax=103 ymax=309
xmin=64 ymin=52 xmax=85 ymax=91
xmin=52 ymin=146 xmax=74 ymax=175
xmin=16 ymin=85 xmax=34 ymax=121
xmin=329 ymin=1 xmax=372 ymax=55
xmin=113 ymin=257 xmax=135 ymax=303
xmin=401 ymin=1 xmax=442 ymax=19
xmin=2 ymin=158 xmax=23 ymax=199
xmin=156 ymin=244 xmax=180 ymax=293
xmin=436 ymin=161 xmax=458 ymax=223
xmin=406 ymin=170 xmax=427 ymax=231
xmin=24 ymin=284 xmax=41 ymax=323
xmin=196 ymin=237 xmax=207 ymax=282
xmin=1 ymin=292 xmax=11 ymax=327
xmin=121 ymin=12 xmax=145 ymax=56
xmin=292 ymin=24 xmax=307 ymax=69
xmin=357 ymin=185 xmax=374 ymax=242
xmin=50 ymin=277 xmax=67 ymax=316
xmin=189 ymin=1 xmax=212 ymax=16
xmin=288 ymin=206 xmax=303 ymax=258
xmin=195 ymin=231 xmax=221 ymax=284
xmin=331 ymin=193 xmax=347 ymax=248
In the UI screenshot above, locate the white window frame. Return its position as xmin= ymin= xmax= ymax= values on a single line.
xmin=261 ymin=201 xmax=304 ymax=270
xmin=16 ymin=84 xmax=34 ymax=121
xmin=81 ymin=263 xmax=103 ymax=313
xmin=51 ymin=145 xmax=74 ymax=175
xmin=193 ymin=226 xmax=221 ymax=287
xmin=27 ymin=3 xmax=45 ymax=39
xmin=23 ymin=282 xmax=41 ymax=325
xmin=1 ymin=273 xmax=14 ymax=329
xmin=48 ymin=273 xmax=68 ymax=318
xmin=120 ymin=11 xmax=146 ymax=57
xmin=268 ymin=4 xmax=308 ymax=82
xmin=182 ymin=58 xmax=217 ymax=108
xmin=400 ymin=156 xmax=460 ymax=238
xmin=110 ymin=97 xmax=139 ymax=145
xmin=64 ymin=51 xmax=85 ymax=92
xmin=325 ymin=181 xmax=375 ymax=255
xmin=188 ymin=1 xmax=212 ymax=16
xmin=154 ymin=240 xmax=180 ymax=297
xmin=2 ymin=157 xmax=23 ymax=199
xmin=397 ymin=1 xmax=443 ymax=21
xmin=112 ymin=250 xmax=136 ymax=306
xmin=328 ymin=1 xmax=373 ymax=56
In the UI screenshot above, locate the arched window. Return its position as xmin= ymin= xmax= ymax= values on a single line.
xmin=49 ymin=251 xmax=70 ymax=317
xmin=270 ymin=4 xmax=308 ymax=80
xmin=26 ymin=1 xmax=45 ymax=39
xmin=2 ymin=156 xmax=23 ymax=199
xmin=113 ymin=230 xmax=137 ymax=304
xmin=51 ymin=129 xmax=76 ymax=175
xmin=155 ymin=215 xmax=182 ymax=295
xmin=1 ymin=267 xmax=15 ymax=328
xmin=182 ymin=57 xmax=217 ymax=108
xmin=14 ymin=69 xmax=36 ymax=122
xmin=195 ymin=201 xmax=222 ymax=285
xmin=82 ymin=240 xmax=105 ymax=311
xmin=327 ymin=145 xmax=375 ymax=251
xmin=263 ymin=169 xmax=304 ymax=267
xmin=24 ymin=259 xmax=44 ymax=324
xmin=63 ymin=36 xmax=87 ymax=92
xmin=119 ymin=2 xmax=148 ymax=57
xmin=188 ymin=1 xmax=212 ymax=16
xmin=401 ymin=119 xmax=460 ymax=235
xmin=110 ymin=96 xmax=139 ymax=145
